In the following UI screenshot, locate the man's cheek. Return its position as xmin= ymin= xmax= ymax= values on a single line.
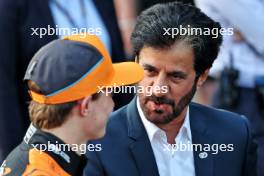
xmin=172 ymin=87 xmax=189 ymax=98
xmin=138 ymin=78 xmax=153 ymax=87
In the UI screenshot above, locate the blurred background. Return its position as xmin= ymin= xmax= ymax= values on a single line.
xmin=0 ymin=0 xmax=263 ymax=175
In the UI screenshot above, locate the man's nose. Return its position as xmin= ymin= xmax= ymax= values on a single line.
xmin=152 ymin=73 xmax=169 ymax=97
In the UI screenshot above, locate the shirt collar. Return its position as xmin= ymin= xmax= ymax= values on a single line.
xmin=136 ymin=97 xmax=192 ymax=142
xmin=24 ymin=124 xmax=87 ymax=176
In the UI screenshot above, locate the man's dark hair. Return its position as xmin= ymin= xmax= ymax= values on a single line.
xmin=131 ymin=2 xmax=223 ymax=76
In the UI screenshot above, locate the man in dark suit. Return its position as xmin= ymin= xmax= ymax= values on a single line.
xmin=85 ymin=2 xmax=256 ymax=176
xmin=0 ymin=0 xmax=127 ymax=161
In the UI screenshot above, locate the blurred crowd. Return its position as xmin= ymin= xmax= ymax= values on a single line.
xmin=0 ymin=0 xmax=263 ymax=175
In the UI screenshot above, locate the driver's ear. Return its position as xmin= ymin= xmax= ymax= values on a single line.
xmin=197 ymin=69 xmax=210 ymax=87
xmin=78 ymin=96 xmax=92 ymax=117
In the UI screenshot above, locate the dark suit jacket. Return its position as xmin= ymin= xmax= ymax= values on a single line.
xmin=0 ymin=0 xmax=126 ymax=161
xmin=85 ymin=97 xmax=256 ymax=176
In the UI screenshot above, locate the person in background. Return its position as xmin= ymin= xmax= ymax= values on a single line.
xmin=0 ymin=0 xmax=128 ymax=161
xmin=114 ymin=0 xmax=194 ymax=57
xmin=195 ymin=0 xmax=264 ymax=175
xmin=0 ymin=34 xmax=144 ymax=176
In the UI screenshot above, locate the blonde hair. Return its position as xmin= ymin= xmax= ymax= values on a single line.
xmin=27 ymin=81 xmax=77 ymax=129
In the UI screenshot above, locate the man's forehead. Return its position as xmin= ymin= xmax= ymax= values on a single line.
xmin=138 ymin=45 xmax=195 ymax=72
xmin=139 ymin=41 xmax=194 ymax=58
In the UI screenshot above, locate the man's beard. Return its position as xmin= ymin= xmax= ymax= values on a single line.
xmin=138 ymin=82 xmax=197 ymax=125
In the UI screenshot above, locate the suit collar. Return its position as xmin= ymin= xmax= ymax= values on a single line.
xmin=126 ymin=98 xmax=214 ymax=176
xmin=136 ymin=97 xmax=161 ymax=141
xmin=127 ymin=99 xmax=210 ymax=141
xmin=127 ymin=97 xmax=145 ymax=140
xmin=190 ymin=103 xmax=214 ymax=176
xmin=126 ymin=97 xmax=159 ymax=176
xmin=136 ymin=96 xmax=192 ymax=143
xmin=24 ymin=124 xmax=87 ymax=176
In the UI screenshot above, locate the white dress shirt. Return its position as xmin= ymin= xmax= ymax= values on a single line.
xmin=137 ymin=98 xmax=195 ymax=176
xmin=195 ymin=0 xmax=264 ymax=88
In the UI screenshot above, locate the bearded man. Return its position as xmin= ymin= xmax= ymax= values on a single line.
xmin=84 ymin=2 xmax=256 ymax=176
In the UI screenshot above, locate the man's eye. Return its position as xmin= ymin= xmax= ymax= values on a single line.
xmin=146 ymin=69 xmax=154 ymax=73
xmin=170 ymin=75 xmax=184 ymax=81
xmin=172 ymin=75 xmax=180 ymax=79
xmin=145 ymin=69 xmax=156 ymax=75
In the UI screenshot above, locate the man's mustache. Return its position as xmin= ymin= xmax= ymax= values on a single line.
xmin=145 ymin=96 xmax=175 ymax=106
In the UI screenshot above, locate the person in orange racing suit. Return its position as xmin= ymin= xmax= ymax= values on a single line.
xmin=0 ymin=33 xmax=144 ymax=176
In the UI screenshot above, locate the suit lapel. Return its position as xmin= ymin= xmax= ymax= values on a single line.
xmin=190 ymin=103 xmax=214 ymax=176
xmin=126 ymin=100 xmax=215 ymax=176
xmin=127 ymin=98 xmax=159 ymax=176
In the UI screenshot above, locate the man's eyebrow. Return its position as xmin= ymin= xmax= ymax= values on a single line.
xmin=142 ymin=63 xmax=187 ymax=78
xmin=142 ymin=63 xmax=158 ymax=71
xmin=167 ymin=71 xmax=187 ymax=79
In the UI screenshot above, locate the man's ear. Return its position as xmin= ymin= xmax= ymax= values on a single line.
xmin=197 ymin=69 xmax=210 ymax=87
xmin=78 ymin=96 xmax=92 ymax=117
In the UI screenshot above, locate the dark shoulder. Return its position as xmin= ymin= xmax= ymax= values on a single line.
xmin=190 ymin=102 xmax=249 ymax=133
xmin=108 ymin=105 xmax=128 ymax=125
xmin=103 ymin=105 xmax=129 ymax=137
